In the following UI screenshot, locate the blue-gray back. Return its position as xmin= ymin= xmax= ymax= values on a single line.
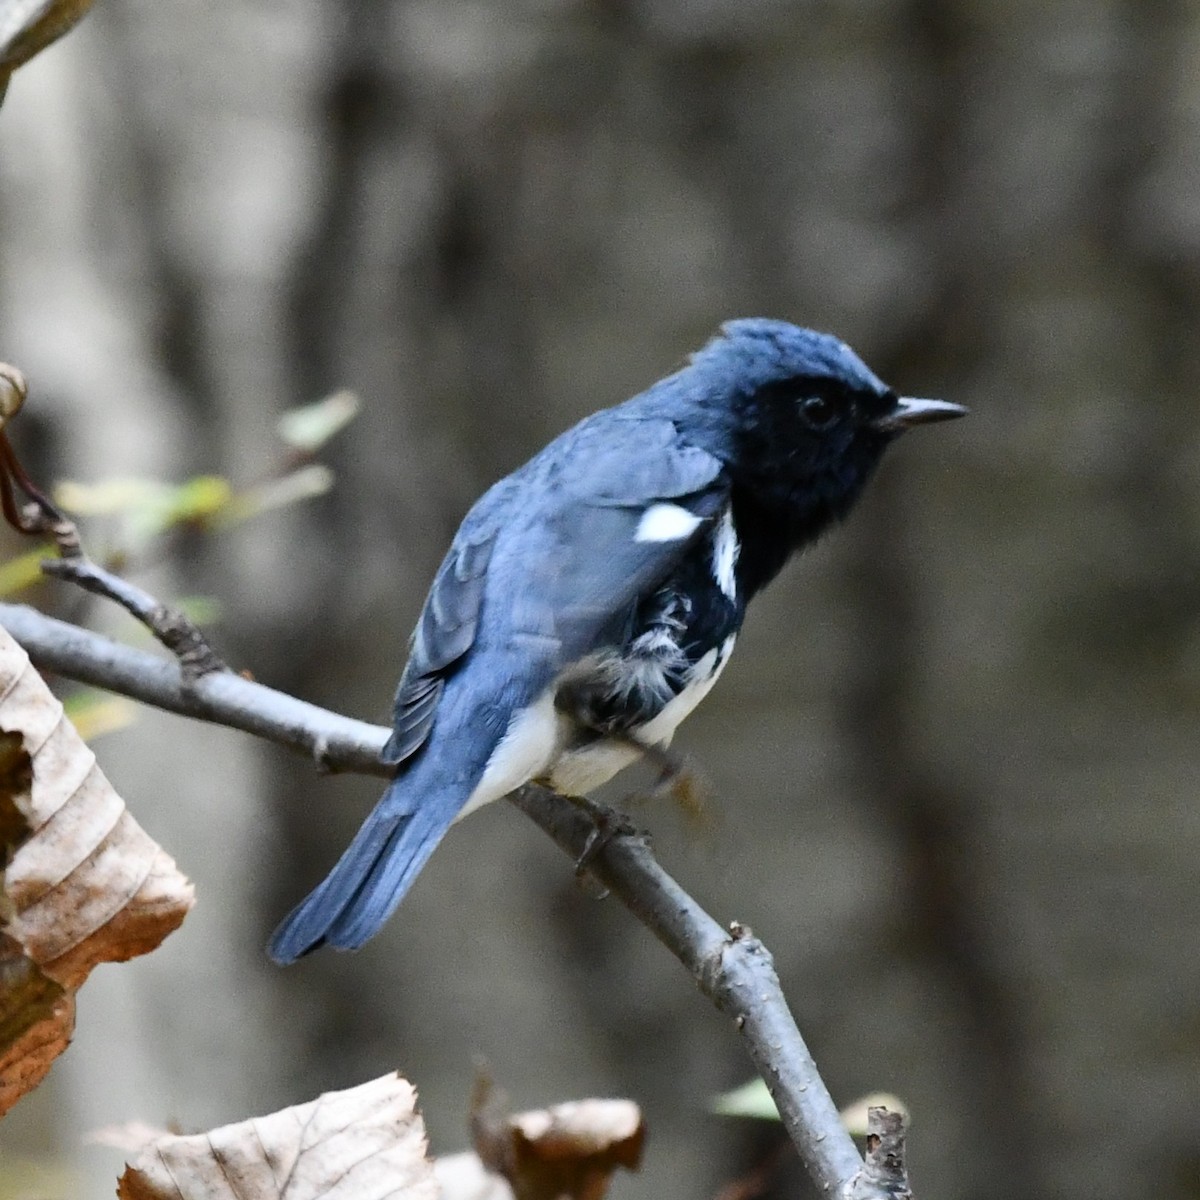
xmin=382 ymin=406 xmax=729 ymax=769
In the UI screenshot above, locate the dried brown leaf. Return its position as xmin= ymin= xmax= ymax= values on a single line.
xmin=0 ymin=0 xmax=95 ymax=74
xmin=0 ymin=929 xmax=72 ymax=1114
xmin=0 ymin=625 xmax=193 ymax=1115
xmin=116 ymin=1071 xmax=437 ymax=1200
xmin=473 ymin=1082 xmax=644 ymax=1200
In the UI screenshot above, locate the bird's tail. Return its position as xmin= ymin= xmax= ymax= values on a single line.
xmin=268 ymin=779 xmax=455 ymax=964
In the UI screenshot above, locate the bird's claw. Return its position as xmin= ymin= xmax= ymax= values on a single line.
xmin=569 ymin=795 xmax=637 ymax=875
xmin=624 ymin=742 xmax=713 ymax=829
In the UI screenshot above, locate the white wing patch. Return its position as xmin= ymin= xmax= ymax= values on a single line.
xmin=635 ymin=503 xmax=704 ymax=543
xmin=712 ymin=508 xmax=739 ymax=599
xmin=457 ymin=500 xmax=739 ymax=819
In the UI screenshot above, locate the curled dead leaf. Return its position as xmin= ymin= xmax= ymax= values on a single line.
xmin=472 ymin=1079 xmax=644 ymax=1200
xmin=0 ymin=625 xmax=193 ymax=1116
xmin=116 ymin=1071 xmax=437 ymax=1200
xmin=0 ymin=930 xmax=71 ymax=1109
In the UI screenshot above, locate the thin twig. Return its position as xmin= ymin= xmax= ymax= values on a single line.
xmin=0 ymin=600 xmax=901 ymax=1200
xmin=39 ymin=558 xmax=227 ymax=678
xmin=0 ymin=362 xmax=225 ymax=678
xmin=0 ymin=604 xmax=386 ymax=774
xmin=509 ymin=785 xmax=867 ymax=1197
xmin=849 ymin=1108 xmax=911 ymax=1200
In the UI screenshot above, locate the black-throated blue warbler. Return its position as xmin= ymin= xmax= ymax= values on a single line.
xmin=269 ymin=318 xmax=965 ymax=962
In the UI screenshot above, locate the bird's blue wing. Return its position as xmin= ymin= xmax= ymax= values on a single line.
xmin=382 ymin=515 xmax=501 ymax=765
xmin=497 ymin=414 xmax=729 ymax=666
xmin=382 ymin=414 xmax=727 ymax=767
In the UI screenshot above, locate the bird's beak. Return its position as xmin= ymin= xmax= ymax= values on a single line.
xmin=873 ymin=396 xmax=968 ymax=433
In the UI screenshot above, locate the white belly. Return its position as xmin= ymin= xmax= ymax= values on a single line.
xmin=456 ymin=689 xmax=565 ymax=820
xmin=457 ymin=634 xmax=737 ymax=811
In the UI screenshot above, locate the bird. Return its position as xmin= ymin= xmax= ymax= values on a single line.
xmin=268 ymin=318 xmax=965 ymax=963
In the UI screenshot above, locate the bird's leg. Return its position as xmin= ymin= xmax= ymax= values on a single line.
xmin=563 ymin=791 xmax=637 ymax=876
xmin=614 ymin=736 xmax=714 ymax=831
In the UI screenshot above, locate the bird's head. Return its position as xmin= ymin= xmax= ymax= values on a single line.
xmin=680 ymin=318 xmax=966 ymax=590
xmin=688 ymin=318 xmax=964 ymax=506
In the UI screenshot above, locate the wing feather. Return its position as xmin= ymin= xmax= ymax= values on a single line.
xmin=382 ymin=523 xmax=498 ymax=765
xmin=381 ymin=416 xmax=728 ymax=768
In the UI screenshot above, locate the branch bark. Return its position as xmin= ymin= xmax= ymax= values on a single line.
xmin=40 ymin=558 xmax=228 ymax=678
xmin=508 ymin=785 xmax=868 ymax=1195
xmin=0 ymin=604 xmax=387 ymax=775
xmin=850 ymin=1107 xmax=911 ymax=1200
xmin=0 ymin=600 xmax=903 ymax=1200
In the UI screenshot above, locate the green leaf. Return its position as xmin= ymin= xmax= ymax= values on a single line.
xmin=55 ymin=477 xmax=165 ymax=516
xmin=163 ymin=475 xmax=233 ymax=525
xmin=711 ymin=1082 xmax=909 ymax=1134
xmin=173 ymin=595 xmax=223 ymax=626
xmin=711 ymin=1079 xmax=780 ymax=1120
xmin=0 ymin=545 xmax=53 ymax=596
xmin=62 ymin=691 xmax=138 ymax=741
xmin=55 ymin=475 xmax=235 ymax=545
xmin=219 ymin=464 xmax=334 ymax=525
xmin=277 ymin=390 xmax=360 ymax=452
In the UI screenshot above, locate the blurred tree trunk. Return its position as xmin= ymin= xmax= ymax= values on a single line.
xmin=2 ymin=2 xmax=1199 ymax=1198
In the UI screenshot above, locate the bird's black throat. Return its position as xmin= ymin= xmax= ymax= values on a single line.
xmin=727 ymin=465 xmax=881 ymax=601
xmin=721 ymin=375 xmax=895 ymax=600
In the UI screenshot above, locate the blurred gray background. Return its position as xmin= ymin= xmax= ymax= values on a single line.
xmin=2 ymin=2 xmax=1199 ymax=1198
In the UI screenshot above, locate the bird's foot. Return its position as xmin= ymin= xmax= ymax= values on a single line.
xmin=567 ymin=794 xmax=637 ymax=875
xmin=622 ymin=741 xmax=714 ymax=831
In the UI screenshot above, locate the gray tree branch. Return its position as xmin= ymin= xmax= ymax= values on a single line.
xmin=0 ymin=599 xmax=906 ymax=1200
xmin=0 ymin=602 xmax=387 ymax=774
xmin=40 ymin=558 xmax=229 ymax=678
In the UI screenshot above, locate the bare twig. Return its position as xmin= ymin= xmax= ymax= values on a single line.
xmin=0 ymin=363 xmax=76 ymax=539
xmin=0 ymin=363 xmax=226 ymax=677
xmin=0 ymin=600 xmax=904 ymax=1200
xmin=0 ymin=604 xmax=386 ymax=774
xmin=508 ymin=786 xmax=867 ymax=1196
xmin=0 ymin=0 xmax=98 ymax=103
xmin=849 ymin=1108 xmax=911 ymax=1200
xmin=38 ymin=558 xmax=227 ymax=678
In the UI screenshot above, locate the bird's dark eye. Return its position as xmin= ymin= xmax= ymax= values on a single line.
xmin=799 ymin=395 xmax=839 ymax=430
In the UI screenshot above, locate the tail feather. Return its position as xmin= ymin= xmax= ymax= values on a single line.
xmin=268 ymin=783 xmax=457 ymax=964
xmin=324 ymin=814 xmax=450 ymax=950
